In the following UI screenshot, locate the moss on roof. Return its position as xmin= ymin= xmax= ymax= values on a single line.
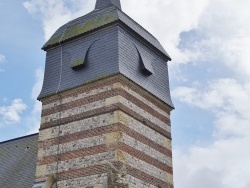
xmin=44 ymin=12 xmax=118 ymax=48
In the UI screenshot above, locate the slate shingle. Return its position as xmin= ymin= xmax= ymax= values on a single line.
xmin=0 ymin=134 xmax=38 ymax=188
xmin=39 ymin=1 xmax=174 ymax=108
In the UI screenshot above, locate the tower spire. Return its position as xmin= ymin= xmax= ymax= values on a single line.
xmin=95 ymin=0 xmax=121 ymax=10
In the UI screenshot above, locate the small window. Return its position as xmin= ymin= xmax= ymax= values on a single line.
xmin=135 ymin=45 xmax=154 ymax=76
xmin=71 ymin=58 xmax=84 ymax=69
xmin=32 ymin=182 xmax=45 ymax=188
xmin=71 ymin=40 xmax=97 ymax=70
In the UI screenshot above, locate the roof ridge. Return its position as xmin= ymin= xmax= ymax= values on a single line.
xmin=0 ymin=133 xmax=38 ymax=144
xmin=42 ymin=6 xmax=171 ymax=60
xmin=117 ymin=9 xmax=158 ymax=41
xmin=52 ymin=6 xmax=116 ymax=34
xmin=68 ymin=6 xmax=117 ymax=28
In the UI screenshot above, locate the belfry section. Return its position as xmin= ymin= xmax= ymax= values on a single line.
xmin=35 ymin=0 xmax=174 ymax=187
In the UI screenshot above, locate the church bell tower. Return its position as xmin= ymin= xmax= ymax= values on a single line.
xmin=34 ymin=0 xmax=174 ymax=187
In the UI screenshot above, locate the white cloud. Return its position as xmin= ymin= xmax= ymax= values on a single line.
xmin=0 ymin=53 xmax=6 ymax=72
xmin=23 ymin=0 xmax=94 ymax=41
xmin=163 ymin=0 xmax=250 ymax=187
xmin=173 ymin=78 xmax=250 ymax=188
xmin=0 ymin=53 xmax=5 ymax=62
xmin=122 ymin=0 xmax=209 ymax=64
xmin=0 ymin=68 xmax=44 ymax=134
xmin=178 ymin=0 xmax=250 ymax=77
xmin=33 ymin=69 xmax=43 ymax=95
xmin=0 ymin=99 xmax=27 ymax=126
xmin=26 ymin=68 xmax=44 ymax=134
xmin=174 ymin=134 xmax=250 ymax=188
xmin=173 ymin=78 xmax=250 ymax=137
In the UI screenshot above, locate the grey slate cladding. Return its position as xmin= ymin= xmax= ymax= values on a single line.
xmin=0 ymin=134 xmax=38 ymax=188
xmin=118 ymin=27 xmax=173 ymax=107
xmin=39 ymin=2 xmax=174 ymax=108
xmin=40 ymin=26 xmax=119 ymax=99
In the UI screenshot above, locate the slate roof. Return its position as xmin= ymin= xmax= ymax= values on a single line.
xmin=39 ymin=0 xmax=174 ymax=108
xmin=42 ymin=5 xmax=171 ymax=60
xmin=0 ymin=134 xmax=38 ymax=188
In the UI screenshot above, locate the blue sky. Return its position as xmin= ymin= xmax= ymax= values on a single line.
xmin=0 ymin=0 xmax=250 ymax=187
xmin=0 ymin=0 xmax=45 ymax=139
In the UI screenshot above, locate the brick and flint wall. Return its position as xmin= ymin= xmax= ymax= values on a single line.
xmin=35 ymin=75 xmax=173 ymax=188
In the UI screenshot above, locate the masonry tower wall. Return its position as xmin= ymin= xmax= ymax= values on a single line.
xmin=35 ymin=0 xmax=174 ymax=187
xmin=35 ymin=75 xmax=173 ymax=188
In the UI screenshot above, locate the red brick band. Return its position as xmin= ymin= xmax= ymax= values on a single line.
xmin=120 ymin=125 xmax=172 ymax=157
xmin=127 ymin=165 xmax=174 ymax=188
xmin=42 ymin=88 xmax=169 ymax=124
xmin=41 ymin=75 xmax=172 ymax=113
xmin=116 ymin=103 xmax=171 ymax=138
xmin=39 ymin=123 xmax=171 ymax=158
xmin=40 ymin=105 xmax=119 ymax=130
xmin=57 ymin=164 xmax=106 ymax=181
xmin=38 ymin=144 xmax=109 ymax=166
xmin=39 ymin=142 xmax=171 ymax=176
xmin=38 ymin=163 xmax=173 ymax=188
xmin=118 ymin=142 xmax=173 ymax=173
xmin=41 ymin=88 xmax=115 ymax=116
xmin=39 ymin=124 xmax=120 ymax=148
xmin=41 ymin=103 xmax=171 ymax=139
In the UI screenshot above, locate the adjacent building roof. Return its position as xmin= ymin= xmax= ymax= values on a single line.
xmin=0 ymin=134 xmax=38 ymax=188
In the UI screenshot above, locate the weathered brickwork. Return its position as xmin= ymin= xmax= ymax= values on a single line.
xmin=57 ymin=174 xmax=108 ymax=188
xmin=113 ymin=83 xmax=170 ymax=118
xmin=47 ymin=152 xmax=115 ymax=174
xmin=41 ymin=93 xmax=170 ymax=131
xmin=43 ymin=135 xmax=106 ymax=157
xmin=126 ymin=165 xmax=173 ymax=188
xmin=41 ymin=88 xmax=169 ymax=124
xmin=106 ymin=95 xmax=170 ymax=132
xmin=122 ymin=134 xmax=172 ymax=166
xmin=41 ymin=99 xmax=106 ymax=125
xmin=126 ymin=175 xmax=158 ymax=188
xmin=35 ymin=75 xmax=173 ymax=187
xmin=42 ymin=84 xmax=114 ymax=110
xmin=39 ymin=113 xmax=116 ymax=141
xmin=115 ymin=111 xmax=172 ymax=151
